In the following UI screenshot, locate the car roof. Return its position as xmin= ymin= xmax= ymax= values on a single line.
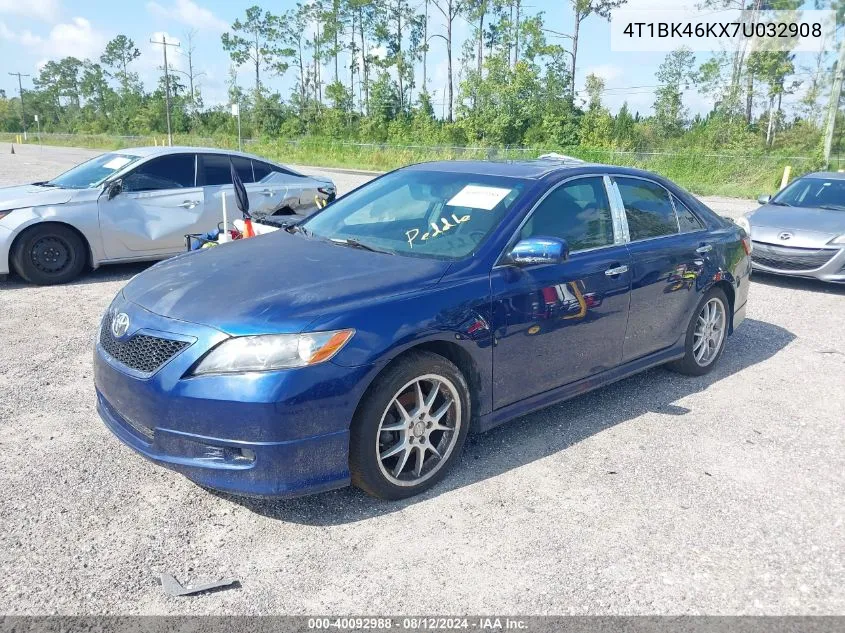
xmin=404 ymin=159 xmax=669 ymax=182
xmin=117 ymin=146 xmax=266 ymax=160
xmin=799 ymin=171 xmax=845 ymax=180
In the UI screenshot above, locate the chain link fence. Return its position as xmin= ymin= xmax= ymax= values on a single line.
xmin=0 ymin=132 xmax=822 ymax=197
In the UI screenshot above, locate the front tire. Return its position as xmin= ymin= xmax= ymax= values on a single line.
xmin=667 ymin=287 xmax=729 ymax=376
xmin=11 ymin=224 xmax=87 ymax=285
xmin=349 ymin=351 xmax=471 ymax=500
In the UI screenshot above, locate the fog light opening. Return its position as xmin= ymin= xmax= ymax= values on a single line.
xmin=228 ymin=447 xmax=256 ymax=464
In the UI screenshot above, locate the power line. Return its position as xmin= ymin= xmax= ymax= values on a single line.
xmin=8 ymin=72 xmax=30 ymax=135
xmin=150 ymin=34 xmax=180 ymax=146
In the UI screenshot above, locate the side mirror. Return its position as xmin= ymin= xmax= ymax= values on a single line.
xmin=507 ymin=237 xmax=569 ymax=266
xmin=757 ymin=194 xmax=771 ymax=205
xmin=106 ymin=179 xmax=123 ymax=200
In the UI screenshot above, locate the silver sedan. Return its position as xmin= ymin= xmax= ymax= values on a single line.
xmin=0 ymin=146 xmax=336 ymax=284
xmin=738 ymin=171 xmax=845 ymax=283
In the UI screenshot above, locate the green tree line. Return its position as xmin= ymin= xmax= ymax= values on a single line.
xmin=0 ymin=0 xmax=837 ymax=159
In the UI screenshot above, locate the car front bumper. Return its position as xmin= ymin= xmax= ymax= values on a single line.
xmin=93 ymin=298 xmax=378 ymax=497
xmin=751 ymin=241 xmax=845 ymax=283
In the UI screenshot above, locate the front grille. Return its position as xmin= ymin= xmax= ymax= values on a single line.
xmin=751 ymin=241 xmax=837 ymax=272
xmin=100 ymin=313 xmax=190 ymax=375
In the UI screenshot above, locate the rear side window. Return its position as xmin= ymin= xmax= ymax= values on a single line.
xmin=200 ymin=154 xmax=254 ymax=186
xmin=520 ymin=177 xmax=615 ymax=251
xmin=615 ymin=177 xmax=679 ymax=241
xmin=252 ymin=160 xmax=273 ymax=183
xmin=673 ymin=195 xmax=704 ymax=232
xmin=123 ymin=154 xmax=195 ymax=192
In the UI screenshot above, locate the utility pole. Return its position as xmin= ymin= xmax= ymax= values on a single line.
xmin=8 ymin=72 xmax=30 ymax=138
xmin=150 ymin=34 xmax=180 ymax=146
xmin=824 ymin=39 xmax=845 ymax=167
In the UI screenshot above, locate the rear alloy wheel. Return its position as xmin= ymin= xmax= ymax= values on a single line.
xmin=350 ymin=351 xmax=470 ymax=500
xmin=11 ymin=224 xmax=86 ymax=285
xmin=667 ymin=287 xmax=729 ymax=376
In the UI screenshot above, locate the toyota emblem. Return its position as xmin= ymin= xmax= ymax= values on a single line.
xmin=111 ymin=312 xmax=131 ymax=338
xmin=777 ymin=232 xmax=793 ymax=241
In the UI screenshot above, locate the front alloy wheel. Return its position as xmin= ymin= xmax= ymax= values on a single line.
xmin=350 ymin=351 xmax=471 ymax=500
xmin=376 ymin=374 xmax=462 ymax=487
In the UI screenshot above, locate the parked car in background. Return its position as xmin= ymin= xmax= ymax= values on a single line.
xmin=94 ymin=159 xmax=751 ymax=501
xmin=737 ymin=172 xmax=845 ymax=283
xmin=0 ymin=146 xmax=336 ymax=284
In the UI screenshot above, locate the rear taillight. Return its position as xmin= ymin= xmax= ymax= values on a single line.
xmin=741 ymin=237 xmax=752 ymax=255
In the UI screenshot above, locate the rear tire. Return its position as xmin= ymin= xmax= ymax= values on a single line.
xmin=667 ymin=287 xmax=729 ymax=376
xmin=349 ymin=351 xmax=471 ymax=500
xmin=11 ymin=224 xmax=87 ymax=285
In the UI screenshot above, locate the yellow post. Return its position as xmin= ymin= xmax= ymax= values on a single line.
xmin=779 ymin=165 xmax=792 ymax=190
xmin=154 ymin=138 xmax=158 ymax=146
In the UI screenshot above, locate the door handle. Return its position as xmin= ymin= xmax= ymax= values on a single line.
xmin=261 ymin=189 xmax=274 ymax=196
xmin=696 ymin=244 xmax=713 ymax=254
xmin=178 ymin=200 xmax=200 ymax=209
xmin=605 ymin=264 xmax=629 ymax=276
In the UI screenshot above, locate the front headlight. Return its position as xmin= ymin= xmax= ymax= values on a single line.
xmin=735 ymin=215 xmax=752 ymax=236
xmin=191 ymin=329 xmax=355 ymax=375
xmin=828 ymin=234 xmax=845 ymax=245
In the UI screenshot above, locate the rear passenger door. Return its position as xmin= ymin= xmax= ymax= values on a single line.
xmin=609 ymin=176 xmax=709 ymax=361
xmin=251 ymin=159 xmax=289 ymax=216
xmin=197 ymin=154 xmax=257 ymax=223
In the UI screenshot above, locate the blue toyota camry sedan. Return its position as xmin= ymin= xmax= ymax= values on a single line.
xmin=94 ymin=160 xmax=751 ymax=500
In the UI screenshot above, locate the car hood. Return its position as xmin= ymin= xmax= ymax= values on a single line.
xmin=0 ymin=184 xmax=74 ymax=212
xmin=751 ymin=204 xmax=845 ymax=237
xmin=122 ymin=230 xmax=451 ymax=335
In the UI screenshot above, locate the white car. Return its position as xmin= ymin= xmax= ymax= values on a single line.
xmin=0 ymin=146 xmax=336 ymax=284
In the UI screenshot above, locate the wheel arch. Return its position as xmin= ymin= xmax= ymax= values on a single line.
xmin=9 ymin=220 xmax=94 ymax=273
xmin=711 ymin=278 xmax=736 ymax=334
xmin=353 ymin=338 xmax=485 ymax=432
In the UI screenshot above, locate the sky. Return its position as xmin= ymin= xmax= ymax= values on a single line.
xmin=0 ymin=0 xmax=831 ymax=119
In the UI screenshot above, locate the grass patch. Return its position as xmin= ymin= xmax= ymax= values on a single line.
xmin=3 ymin=132 xmax=821 ymax=199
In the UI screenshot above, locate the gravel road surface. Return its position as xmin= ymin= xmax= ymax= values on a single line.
xmin=0 ymin=143 xmax=842 ymax=615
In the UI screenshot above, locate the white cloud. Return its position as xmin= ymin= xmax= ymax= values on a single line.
xmin=0 ymin=17 xmax=106 ymax=63
xmin=0 ymin=21 xmax=43 ymax=47
xmin=147 ymin=0 xmax=228 ymax=32
xmin=44 ymin=17 xmax=106 ymax=59
xmin=0 ymin=0 xmax=60 ymax=22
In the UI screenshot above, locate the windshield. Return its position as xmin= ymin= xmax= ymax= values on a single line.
xmin=47 ymin=153 xmax=141 ymax=189
xmin=301 ymin=169 xmax=529 ymax=260
xmin=772 ymin=177 xmax=845 ymax=210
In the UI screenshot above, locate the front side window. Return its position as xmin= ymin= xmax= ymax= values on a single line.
xmin=200 ymin=154 xmax=253 ymax=186
xmin=48 ymin=153 xmax=142 ymax=189
xmin=519 ymin=177 xmax=615 ymax=252
xmin=615 ymin=177 xmax=679 ymax=241
xmin=123 ymin=154 xmax=196 ymax=192
xmin=302 ymin=170 xmax=529 ymax=260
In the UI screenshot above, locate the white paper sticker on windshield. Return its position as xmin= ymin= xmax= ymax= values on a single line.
xmin=103 ymin=156 xmax=132 ymax=170
xmin=446 ymin=185 xmax=511 ymax=211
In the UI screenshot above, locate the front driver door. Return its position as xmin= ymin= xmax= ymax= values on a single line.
xmin=98 ymin=152 xmax=205 ymax=258
xmin=490 ymin=175 xmax=632 ymax=409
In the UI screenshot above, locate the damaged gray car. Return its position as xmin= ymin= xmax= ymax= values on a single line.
xmin=0 ymin=146 xmax=336 ymax=284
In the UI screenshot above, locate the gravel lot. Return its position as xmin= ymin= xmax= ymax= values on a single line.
xmin=0 ymin=144 xmax=843 ymax=615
